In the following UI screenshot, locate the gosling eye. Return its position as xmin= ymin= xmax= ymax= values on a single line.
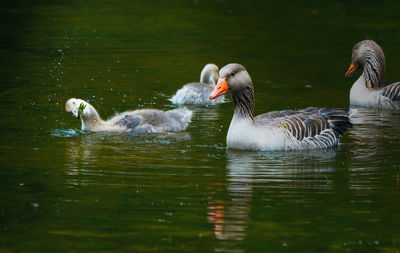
xmin=73 ymin=101 xmax=76 ymax=105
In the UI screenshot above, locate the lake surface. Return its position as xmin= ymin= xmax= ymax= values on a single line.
xmin=1 ymin=0 xmax=400 ymax=252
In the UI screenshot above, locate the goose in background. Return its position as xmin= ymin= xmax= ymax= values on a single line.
xmin=170 ymin=63 xmax=225 ymax=105
xmin=345 ymin=40 xmax=400 ymax=109
xmin=210 ymin=63 xmax=352 ymax=151
xmin=65 ymin=98 xmax=192 ymax=133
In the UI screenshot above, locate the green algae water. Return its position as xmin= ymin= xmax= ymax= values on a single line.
xmin=1 ymin=0 xmax=400 ymax=252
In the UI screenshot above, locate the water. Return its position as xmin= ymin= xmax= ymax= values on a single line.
xmin=1 ymin=0 xmax=400 ymax=252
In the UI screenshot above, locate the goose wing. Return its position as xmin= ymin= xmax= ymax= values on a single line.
xmin=381 ymin=82 xmax=400 ymax=104
xmin=255 ymin=107 xmax=352 ymax=148
xmin=115 ymin=114 xmax=142 ymax=130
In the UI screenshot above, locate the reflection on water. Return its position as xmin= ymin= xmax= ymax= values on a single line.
xmin=63 ymin=131 xmax=191 ymax=162
xmin=349 ymin=107 xmax=400 ymax=142
xmin=208 ymin=149 xmax=339 ymax=252
xmin=208 ymin=152 xmax=253 ymax=242
xmin=347 ymin=108 xmax=400 ymax=193
xmin=60 ymin=131 xmax=191 ymax=191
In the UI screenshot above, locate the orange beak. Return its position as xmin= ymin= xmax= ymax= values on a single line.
xmin=210 ymin=78 xmax=229 ymax=99
xmin=345 ymin=62 xmax=358 ymax=77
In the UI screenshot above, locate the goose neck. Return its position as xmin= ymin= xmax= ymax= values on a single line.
xmin=232 ymin=86 xmax=255 ymax=121
xmin=361 ymin=52 xmax=385 ymax=89
xmin=81 ymin=107 xmax=104 ymax=131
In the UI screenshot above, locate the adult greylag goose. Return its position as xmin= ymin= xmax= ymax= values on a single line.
xmin=170 ymin=63 xmax=224 ymax=105
xmin=65 ymin=98 xmax=192 ymax=133
xmin=345 ymin=40 xmax=400 ymax=109
xmin=209 ymin=63 xmax=352 ymax=151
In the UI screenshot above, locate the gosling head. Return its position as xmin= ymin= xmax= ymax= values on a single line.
xmin=345 ymin=40 xmax=385 ymax=78
xmin=65 ymin=98 xmax=92 ymax=120
xmin=200 ymin=63 xmax=219 ymax=85
xmin=65 ymin=98 xmax=103 ymax=131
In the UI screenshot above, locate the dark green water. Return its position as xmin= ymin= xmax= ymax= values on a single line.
xmin=1 ymin=0 xmax=400 ymax=252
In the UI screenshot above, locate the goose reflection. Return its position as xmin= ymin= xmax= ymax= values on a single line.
xmin=180 ymin=105 xmax=222 ymax=121
xmin=347 ymin=107 xmax=400 ymax=160
xmin=62 ymin=131 xmax=191 ymax=180
xmin=208 ymin=149 xmax=338 ymax=245
xmin=346 ymin=107 xmax=400 ymax=192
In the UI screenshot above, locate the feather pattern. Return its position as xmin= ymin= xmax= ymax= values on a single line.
xmin=254 ymin=108 xmax=352 ymax=149
xmin=381 ymin=82 xmax=400 ymax=102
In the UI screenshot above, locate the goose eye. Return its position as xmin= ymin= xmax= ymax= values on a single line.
xmin=73 ymin=102 xmax=76 ymax=105
xmin=231 ymin=72 xmax=236 ymax=77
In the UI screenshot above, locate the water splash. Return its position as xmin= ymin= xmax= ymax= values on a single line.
xmin=51 ymin=129 xmax=84 ymax=138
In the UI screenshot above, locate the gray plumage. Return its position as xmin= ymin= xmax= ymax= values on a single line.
xmin=211 ymin=63 xmax=352 ymax=150
xmin=170 ymin=64 xmax=224 ymax=105
xmin=115 ymin=115 xmax=141 ymax=129
xmin=381 ymin=82 xmax=400 ymax=103
xmin=255 ymin=108 xmax=352 ymax=149
xmin=351 ymin=40 xmax=386 ymax=89
xmin=347 ymin=40 xmax=400 ymax=109
xmin=66 ymin=98 xmax=193 ymax=133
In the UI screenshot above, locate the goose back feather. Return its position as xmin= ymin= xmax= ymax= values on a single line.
xmin=254 ymin=108 xmax=352 ymax=149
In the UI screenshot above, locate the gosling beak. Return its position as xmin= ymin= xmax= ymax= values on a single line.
xmin=210 ymin=78 xmax=229 ymax=99
xmin=71 ymin=108 xmax=79 ymax=118
xmin=345 ymin=62 xmax=358 ymax=77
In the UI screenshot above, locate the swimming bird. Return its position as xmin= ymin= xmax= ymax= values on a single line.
xmin=65 ymin=98 xmax=192 ymax=133
xmin=345 ymin=40 xmax=400 ymax=109
xmin=209 ymin=63 xmax=352 ymax=151
xmin=170 ymin=63 xmax=224 ymax=105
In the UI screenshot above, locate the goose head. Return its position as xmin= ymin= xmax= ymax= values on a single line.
xmin=200 ymin=63 xmax=219 ymax=85
xmin=65 ymin=98 xmax=99 ymax=121
xmin=209 ymin=63 xmax=252 ymax=98
xmin=210 ymin=63 xmax=255 ymax=119
xmin=345 ymin=40 xmax=385 ymax=88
